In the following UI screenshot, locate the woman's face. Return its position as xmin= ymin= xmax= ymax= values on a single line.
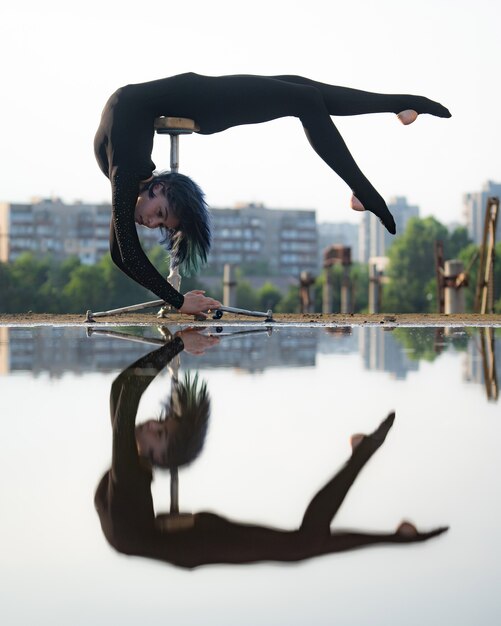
xmin=135 ymin=419 xmax=177 ymax=465
xmin=134 ymin=184 xmax=180 ymax=230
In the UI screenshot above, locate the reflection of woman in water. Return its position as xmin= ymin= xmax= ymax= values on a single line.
xmin=94 ymin=72 xmax=451 ymax=314
xmin=95 ymin=334 xmax=448 ymax=569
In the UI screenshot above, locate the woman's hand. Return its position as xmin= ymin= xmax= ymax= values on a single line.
xmin=179 ymin=290 xmax=222 ymax=316
xmin=175 ymin=328 xmax=221 ymax=355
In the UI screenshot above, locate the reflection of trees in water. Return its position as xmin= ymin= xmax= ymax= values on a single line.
xmin=393 ymin=328 xmax=470 ymax=362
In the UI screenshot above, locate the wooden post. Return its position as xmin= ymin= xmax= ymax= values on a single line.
xmin=299 ymin=271 xmax=315 ymax=314
xmin=368 ymin=263 xmax=381 ymax=314
xmin=340 ymin=266 xmax=352 ymax=314
xmin=223 ymin=264 xmax=237 ymax=307
xmin=322 ymin=267 xmax=333 ymax=314
xmin=435 ymin=240 xmax=445 ymax=314
xmin=444 ymin=259 xmax=465 ymax=314
xmin=474 ymin=196 xmax=499 ymax=314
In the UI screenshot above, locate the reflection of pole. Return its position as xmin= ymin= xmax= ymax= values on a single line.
xmin=170 ymin=467 xmax=179 ymax=514
xmin=223 ymin=264 xmax=237 ymax=307
xmin=479 ymin=327 xmax=498 ymax=401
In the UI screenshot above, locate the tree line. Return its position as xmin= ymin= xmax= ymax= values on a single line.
xmin=0 ymin=217 xmax=499 ymax=314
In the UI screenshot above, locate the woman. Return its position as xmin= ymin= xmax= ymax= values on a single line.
xmin=94 ymin=73 xmax=451 ymax=314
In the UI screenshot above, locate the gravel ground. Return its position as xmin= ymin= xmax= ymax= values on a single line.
xmin=1 ymin=312 xmax=500 ymax=326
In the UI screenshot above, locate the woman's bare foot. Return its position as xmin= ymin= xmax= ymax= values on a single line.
xmin=350 ymin=434 xmax=365 ymax=451
xmin=395 ymin=521 xmax=449 ymax=542
xmin=397 ymin=109 xmax=418 ymax=125
xmin=350 ymin=193 xmax=396 ymax=234
xmin=350 ymin=194 xmax=365 ymax=212
xmin=350 ymin=412 xmax=395 ymax=452
xmin=396 ymin=521 xmax=418 ymax=537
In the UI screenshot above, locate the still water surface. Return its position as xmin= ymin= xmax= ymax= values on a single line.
xmin=0 ymin=325 xmax=499 ymax=625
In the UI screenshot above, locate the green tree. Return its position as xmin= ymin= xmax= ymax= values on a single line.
xmin=276 ymin=285 xmax=300 ymax=313
xmin=62 ymin=264 xmax=109 ymax=313
xmin=0 ymin=262 xmax=14 ymax=312
xmin=236 ymin=280 xmax=259 ymax=310
xmin=8 ymin=253 xmax=51 ymax=312
xmin=384 ymin=217 xmax=449 ymax=312
xmin=257 ymin=282 xmax=283 ymax=311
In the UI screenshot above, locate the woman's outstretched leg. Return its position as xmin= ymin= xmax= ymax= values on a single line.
xmin=321 ymin=523 xmax=449 ymax=554
xmin=300 ymin=412 xmax=396 ymax=536
xmin=272 ymin=75 xmax=451 ymax=120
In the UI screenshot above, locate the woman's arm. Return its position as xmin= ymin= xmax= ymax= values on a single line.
xmin=110 ymin=336 xmax=185 ymax=482
xmin=110 ymin=167 xmax=185 ymax=310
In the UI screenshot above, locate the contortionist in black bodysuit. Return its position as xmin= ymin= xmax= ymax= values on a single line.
xmin=94 ymin=73 xmax=451 ymax=314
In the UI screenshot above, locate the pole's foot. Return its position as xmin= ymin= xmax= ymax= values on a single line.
xmin=157 ymin=306 xmax=172 ymax=319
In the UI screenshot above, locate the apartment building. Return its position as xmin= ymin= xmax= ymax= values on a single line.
xmin=208 ymin=203 xmax=318 ymax=276
xmin=358 ymin=196 xmax=419 ymax=263
xmin=0 ymin=197 xmax=159 ymax=264
xmin=463 ymin=180 xmax=501 ymax=244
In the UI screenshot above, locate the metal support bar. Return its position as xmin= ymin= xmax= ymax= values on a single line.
xmin=86 ymin=299 xmax=165 ymax=321
xmin=211 ymin=305 xmax=274 ymax=321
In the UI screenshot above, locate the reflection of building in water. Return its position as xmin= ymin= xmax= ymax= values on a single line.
xmin=463 ymin=331 xmax=500 ymax=392
xmin=181 ymin=331 xmax=318 ymax=372
xmin=316 ymin=327 xmax=358 ymax=355
xmin=358 ymin=327 xmax=419 ymax=380
xmin=0 ymin=327 xmax=319 ymax=376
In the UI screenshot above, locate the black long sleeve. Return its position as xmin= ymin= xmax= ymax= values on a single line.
xmin=110 ymin=168 xmax=184 ymax=310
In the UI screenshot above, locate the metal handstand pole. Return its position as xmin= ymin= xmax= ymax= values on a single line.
xmin=85 ymin=116 xmax=275 ymax=323
xmin=85 ymin=118 xmax=198 ymax=323
xmin=155 ymin=117 xmax=200 ymax=316
xmin=85 ymin=301 xmax=274 ymax=322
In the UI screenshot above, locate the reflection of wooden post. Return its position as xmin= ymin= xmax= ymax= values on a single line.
xmin=223 ymin=264 xmax=237 ymax=307
xmin=479 ymin=327 xmax=498 ymax=401
xmin=444 ymin=260 xmax=465 ymax=314
xmin=475 ymin=196 xmax=499 ymax=314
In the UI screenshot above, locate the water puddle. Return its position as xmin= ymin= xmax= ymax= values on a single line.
xmin=1 ymin=325 xmax=499 ymax=625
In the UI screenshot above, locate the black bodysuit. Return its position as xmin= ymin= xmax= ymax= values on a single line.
xmin=94 ymin=73 xmax=450 ymax=308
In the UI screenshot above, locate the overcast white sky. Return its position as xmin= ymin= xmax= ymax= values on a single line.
xmin=1 ymin=0 xmax=500 ymax=225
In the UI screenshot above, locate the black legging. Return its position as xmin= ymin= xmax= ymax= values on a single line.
xmin=156 ymin=73 xmax=450 ymax=234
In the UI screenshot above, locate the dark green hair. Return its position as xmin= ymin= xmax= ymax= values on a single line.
xmin=142 ymin=171 xmax=211 ymax=276
xmin=155 ymin=372 xmax=210 ymax=469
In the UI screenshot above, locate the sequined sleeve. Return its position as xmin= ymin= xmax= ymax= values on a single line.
xmin=110 ymin=336 xmax=185 ymax=480
xmin=110 ymin=167 xmax=185 ymax=310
